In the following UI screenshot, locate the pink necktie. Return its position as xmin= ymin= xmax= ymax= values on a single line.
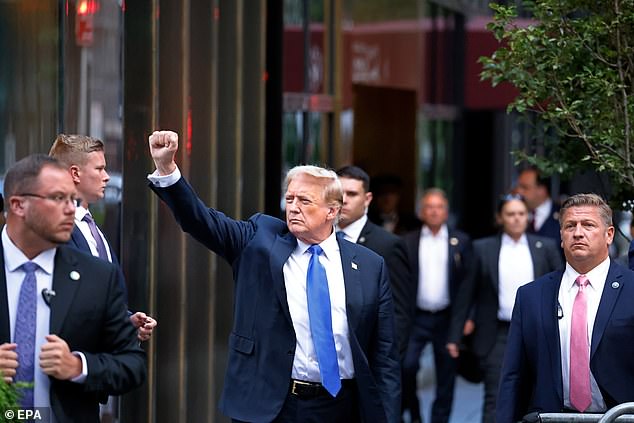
xmin=570 ymin=274 xmax=591 ymax=412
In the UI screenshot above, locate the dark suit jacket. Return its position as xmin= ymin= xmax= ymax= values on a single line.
xmin=448 ymin=233 xmax=562 ymax=357
xmin=403 ymin=226 xmax=471 ymax=312
xmin=529 ymin=202 xmax=562 ymax=249
xmin=151 ymin=178 xmax=400 ymax=423
xmin=356 ymin=220 xmax=414 ymax=359
xmin=0 ymin=245 xmax=146 ymax=422
xmin=67 ymin=225 xmax=128 ymax=299
xmin=497 ymin=261 xmax=634 ymax=422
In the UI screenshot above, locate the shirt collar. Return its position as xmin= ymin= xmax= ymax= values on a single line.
xmin=75 ymin=205 xmax=91 ymax=222
xmin=564 ymin=256 xmax=610 ymax=292
xmin=2 ymin=226 xmax=56 ymax=275
xmin=336 ymin=214 xmax=367 ymax=243
xmin=534 ymin=198 xmax=553 ymax=221
xmin=501 ymin=232 xmax=528 ymax=246
xmin=296 ymin=229 xmax=340 ymax=259
xmin=421 ymin=224 xmax=448 ymax=239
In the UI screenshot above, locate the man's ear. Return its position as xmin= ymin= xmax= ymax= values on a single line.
xmin=69 ymin=164 xmax=81 ymax=184
xmin=9 ymin=196 xmax=27 ymax=217
xmin=327 ymin=206 xmax=339 ymax=220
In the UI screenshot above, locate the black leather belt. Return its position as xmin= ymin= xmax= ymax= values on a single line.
xmin=289 ymin=379 xmax=355 ymax=398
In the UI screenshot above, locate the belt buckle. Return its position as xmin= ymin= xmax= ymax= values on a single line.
xmin=291 ymin=380 xmax=311 ymax=396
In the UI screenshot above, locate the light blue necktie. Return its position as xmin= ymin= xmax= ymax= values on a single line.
xmin=14 ymin=261 xmax=39 ymax=408
xmin=306 ymin=245 xmax=341 ymax=397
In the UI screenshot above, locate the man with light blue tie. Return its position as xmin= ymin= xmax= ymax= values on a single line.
xmin=0 ymin=154 xmax=146 ymax=422
xmin=147 ymin=130 xmax=400 ymax=422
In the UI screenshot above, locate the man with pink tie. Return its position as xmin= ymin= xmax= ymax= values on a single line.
xmin=497 ymin=193 xmax=634 ymax=422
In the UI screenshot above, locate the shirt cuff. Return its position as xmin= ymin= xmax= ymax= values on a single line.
xmin=147 ymin=166 xmax=181 ymax=187
xmin=70 ymin=351 xmax=88 ymax=383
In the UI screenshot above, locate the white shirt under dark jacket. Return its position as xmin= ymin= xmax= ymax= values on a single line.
xmin=558 ymin=258 xmax=608 ymax=413
xmin=148 ymin=167 xmax=355 ymax=383
xmin=74 ymin=205 xmax=113 ymax=262
xmin=284 ymin=231 xmax=355 ymax=382
xmin=417 ymin=224 xmax=450 ymax=312
xmin=497 ymin=233 xmax=534 ymax=322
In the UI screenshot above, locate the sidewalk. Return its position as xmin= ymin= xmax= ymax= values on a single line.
xmin=415 ymin=345 xmax=484 ymax=423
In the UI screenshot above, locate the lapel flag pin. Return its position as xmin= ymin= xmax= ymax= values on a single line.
xmin=450 ymin=237 xmax=459 ymax=246
xmin=611 ymin=281 xmax=620 ymax=289
xmin=351 ymin=262 xmax=358 ymax=270
xmin=70 ymin=271 xmax=81 ymax=281
xmin=535 ymin=241 xmax=543 ymax=248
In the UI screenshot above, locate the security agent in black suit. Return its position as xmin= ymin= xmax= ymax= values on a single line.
xmin=516 ymin=166 xmax=562 ymax=247
xmin=336 ymin=166 xmax=414 ymax=359
xmin=0 ymin=155 xmax=145 ymax=422
xmin=401 ymin=188 xmax=471 ymax=423
xmin=447 ymin=195 xmax=562 ymax=423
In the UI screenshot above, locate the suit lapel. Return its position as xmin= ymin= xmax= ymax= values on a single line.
xmin=339 ymin=239 xmax=362 ymax=332
xmin=528 ymin=235 xmax=546 ymax=276
xmin=541 ymin=270 xmax=564 ymax=403
xmin=591 ymin=262 xmax=624 ymax=359
xmin=70 ymin=225 xmax=91 ymax=253
xmin=49 ymin=248 xmax=82 ymax=334
xmin=0 ymin=244 xmax=10 ymax=343
xmin=269 ymin=233 xmax=297 ymax=325
xmin=488 ymin=236 xmax=502 ymax=293
xmin=354 ymin=220 xmax=370 ymax=246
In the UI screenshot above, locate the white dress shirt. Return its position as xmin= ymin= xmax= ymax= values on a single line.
xmin=284 ymin=231 xmax=355 ymax=381
xmin=418 ymin=224 xmax=450 ymax=311
xmin=534 ymin=198 xmax=553 ymax=232
xmin=74 ymin=206 xmax=113 ymax=262
xmin=336 ymin=214 xmax=367 ymax=243
xmin=558 ymin=258 xmax=609 ymax=412
xmin=498 ymin=233 xmax=534 ymax=321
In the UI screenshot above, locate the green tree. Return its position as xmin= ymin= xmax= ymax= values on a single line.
xmin=481 ymin=0 xmax=634 ymax=207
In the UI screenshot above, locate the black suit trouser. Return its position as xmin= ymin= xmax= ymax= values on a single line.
xmin=402 ymin=307 xmax=456 ymax=423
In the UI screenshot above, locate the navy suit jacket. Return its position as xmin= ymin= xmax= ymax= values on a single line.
xmin=67 ymin=226 xmax=128 ymax=300
xmin=529 ymin=202 xmax=562 ymax=250
xmin=357 ymin=220 xmax=414 ymax=360
xmin=497 ymin=261 xmax=634 ymax=422
xmin=0 ymin=245 xmax=146 ymax=422
xmin=403 ymin=227 xmax=471 ymax=312
xmin=151 ymin=178 xmax=400 ymax=423
xmin=448 ymin=233 xmax=562 ymax=357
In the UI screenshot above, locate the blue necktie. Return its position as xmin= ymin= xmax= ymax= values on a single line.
xmin=306 ymin=245 xmax=341 ymax=397
xmin=14 ymin=261 xmax=39 ymax=408
xmin=83 ymin=213 xmax=109 ymax=260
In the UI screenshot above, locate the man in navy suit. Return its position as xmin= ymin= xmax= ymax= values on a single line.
xmin=447 ymin=195 xmax=561 ymax=423
xmin=515 ymin=166 xmax=562 ymax=246
xmin=147 ymin=131 xmax=400 ymax=422
xmin=0 ymin=155 xmax=146 ymax=422
xmin=497 ymin=193 xmax=634 ymax=422
xmin=335 ymin=165 xmax=414 ymax=359
xmin=402 ymin=188 xmax=471 ymax=423
xmin=49 ymin=133 xmax=157 ymax=342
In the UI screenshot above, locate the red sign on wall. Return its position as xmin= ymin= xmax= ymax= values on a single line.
xmin=75 ymin=0 xmax=98 ymax=47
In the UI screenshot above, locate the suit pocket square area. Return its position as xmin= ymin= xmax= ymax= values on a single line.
xmin=229 ymin=332 xmax=255 ymax=354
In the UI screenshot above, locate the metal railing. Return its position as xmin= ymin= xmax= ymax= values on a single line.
xmin=522 ymin=403 xmax=634 ymax=423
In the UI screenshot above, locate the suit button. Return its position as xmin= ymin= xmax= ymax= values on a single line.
xmin=287 ymin=350 xmax=293 ymax=356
